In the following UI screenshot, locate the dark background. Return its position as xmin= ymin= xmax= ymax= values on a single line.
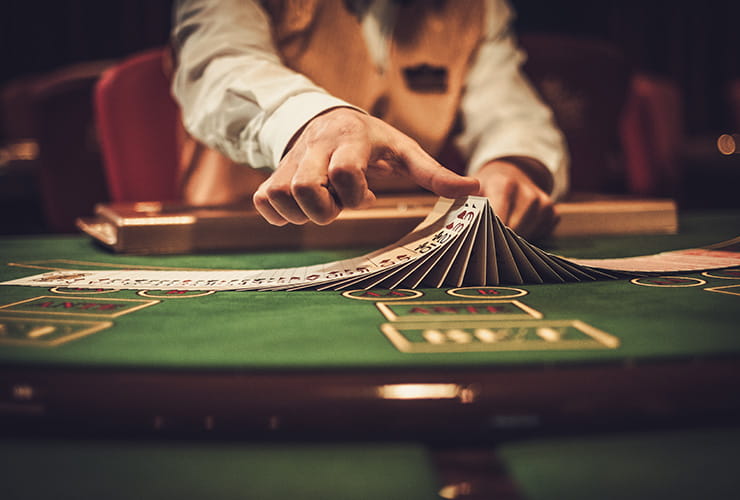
xmin=2 ymin=0 xmax=738 ymax=135
xmin=0 ymin=0 xmax=738 ymax=234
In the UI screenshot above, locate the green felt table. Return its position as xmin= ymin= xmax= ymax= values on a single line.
xmin=1 ymin=211 xmax=739 ymax=499
xmin=0 ymin=211 xmax=738 ymax=369
xmin=0 ymin=211 xmax=739 ymax=439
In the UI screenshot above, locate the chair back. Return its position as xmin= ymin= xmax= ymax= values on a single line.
xmin=521 ymin=34 xmax=683 ymax=196
xmin=94 ymin=48 xmax=180 ymax=202
xmin=520 ymin=34 xmax=632 ymax=193
xmin=95 ymin=40 xmax=683 ymax=204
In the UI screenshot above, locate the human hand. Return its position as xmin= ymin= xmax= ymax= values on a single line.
xmin=473 ymin=159 xmax=558 ymax=240
xmin=253 ymin=108 xmax=479 ymax=226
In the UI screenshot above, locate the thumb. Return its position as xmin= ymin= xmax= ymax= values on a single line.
xmin=402 ymin=146 xmax=480 ymax=198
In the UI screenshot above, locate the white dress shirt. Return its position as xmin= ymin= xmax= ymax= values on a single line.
xmin=172 ymin=0 xmax=569 ymax=199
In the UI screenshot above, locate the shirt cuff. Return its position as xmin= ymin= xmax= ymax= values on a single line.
xmin=258 ymin=92 xmax=366 ymax=168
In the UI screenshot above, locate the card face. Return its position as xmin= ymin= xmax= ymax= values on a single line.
xmin=2 ymin=196 xmax=738 ymax=291
xmin=569 ymin=249 xmax=740 ymax=273
xmin=420 ymin=212 xmax=479 ymax=288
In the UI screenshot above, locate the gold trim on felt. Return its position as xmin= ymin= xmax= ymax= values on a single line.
xmin=376 ymin=299 xmax=543 ymax=322
xmin=0 ymin=315 xmax=113 ymax=347
xmin=49 ymin=287 xmax=120 ymax=295
xmin=0 ymin=295 xmax=159 ymax=318
xmin=446 ymin=286 xmax=528 ymax=299
xmin=137 ymin=289 xmax=217 ymax=299
xmin=704 ymin=284 xmax=740 ymax=297
xmin=380 ymin=319 xmax=620 ymax=353
xmin=630 ymin=276 xmax=706 ymax=288
xmin=341 ymin=289 xmax=424 ymax=301
xmin=701 ymin=268 xmax=740 ymax=280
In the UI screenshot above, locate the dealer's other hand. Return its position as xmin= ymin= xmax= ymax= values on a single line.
xmin=253 ymin=108 xmax=479 ymax=226
xmin=473 ymin=158 xmax=559 ymax=240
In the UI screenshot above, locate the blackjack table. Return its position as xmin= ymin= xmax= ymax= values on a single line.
xmin=1 ymin=209 xmax=739 ymax=499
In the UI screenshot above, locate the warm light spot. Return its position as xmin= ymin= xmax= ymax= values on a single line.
xmin=132 ymin=201 xmax=164 ymax=213
xmin=717 ymin=133 xmax=738 ymax=155
xmin=376 ymin=383 xmax=461 ymax=400
xmin=13 ymin=384 xmax=35 ymax=400
xmin=439 ymin=482 xmax=473 ymax=499
xmin=0 ymin=140 xmax=39 ymax=166
xmin=124 ymin=215 xmax=197 ymax=225
xmin=13 ymin=140 xmax=39 ymax=160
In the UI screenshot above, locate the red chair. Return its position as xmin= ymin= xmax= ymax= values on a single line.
xmin=94 ymin=48 xmax=180 ymax=202
xmin=94 ymin=42 xmax=683 ymax=204
xmin=620 ymin=74 xmax=683 ymax=196
xmin=520 ymin=34 xmax=683 ymax=197
xmin=520 ymin=34 xmax=632 ymax=194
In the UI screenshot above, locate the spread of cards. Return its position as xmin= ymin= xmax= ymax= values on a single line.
xmin=3 ymin=196 xmax=740 ymax=291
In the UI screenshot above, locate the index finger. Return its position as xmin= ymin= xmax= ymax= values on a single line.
xmin=398 ymin=141 xmax=480 ymax=198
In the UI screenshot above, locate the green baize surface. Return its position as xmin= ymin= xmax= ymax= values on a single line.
xmin=0 ymin=211 xmax=738 ymax=369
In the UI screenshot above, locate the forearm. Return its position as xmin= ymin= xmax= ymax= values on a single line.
xmin=171 ymin=0 xmax=354 ymax=168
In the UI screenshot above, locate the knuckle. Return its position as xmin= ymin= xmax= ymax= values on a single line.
xmin=329 ymin=162 xmax=363 ymax=184
xmin=290 ymin=178 xmax=323 ymax=198
xmin=264 ymin=183 xmax=292 ymax=201
xmin=290 ymin=175 xmax=321 ymax=192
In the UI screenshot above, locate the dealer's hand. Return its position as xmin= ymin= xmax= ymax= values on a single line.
xmin=473 ymin=158 xmax=558 ymax=240
xmin=253 ymin=108 xmax=479 ymax=226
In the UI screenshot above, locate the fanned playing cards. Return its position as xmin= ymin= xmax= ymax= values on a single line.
xmin=3 ymin=196 xmax=739 ymax=291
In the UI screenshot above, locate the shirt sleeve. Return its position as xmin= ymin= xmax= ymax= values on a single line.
xmin=455 ymin=0 xmax=570 ymax=200
xmin=171 ymin=0 xmax=358 ymax=169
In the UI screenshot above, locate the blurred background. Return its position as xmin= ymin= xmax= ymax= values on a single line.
xmin=1 ymin=0 xmax=738 ymax=235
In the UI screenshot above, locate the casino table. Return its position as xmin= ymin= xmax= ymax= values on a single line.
xmin=1 ymin=209 xmax=739 ymax=498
